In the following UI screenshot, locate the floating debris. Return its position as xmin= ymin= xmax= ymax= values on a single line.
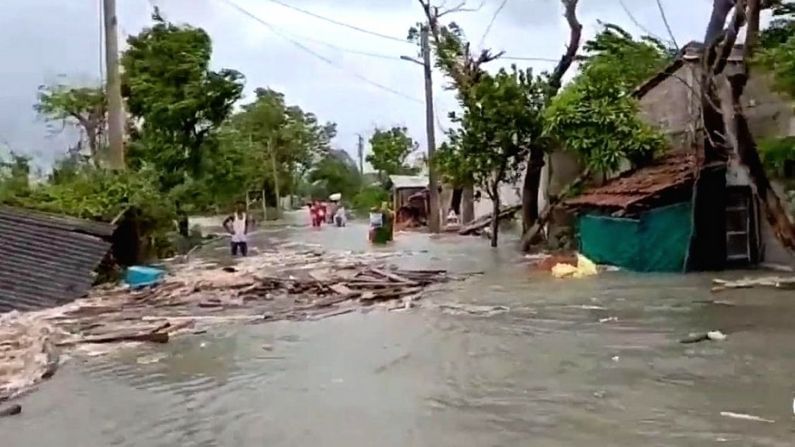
xmin=680 ymin=330 xmax=727 ymax=344
xmin=711 ymin=276 xmax=795 ymax=293
xmin=719 ymin=411 xmax=775 ymax=423
xmin=0 ymin=245 xmax=467 ymax=401
xmin=0 ymin=404 xmax=22 ymax=418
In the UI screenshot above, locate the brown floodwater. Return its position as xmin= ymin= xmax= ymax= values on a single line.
xmin=3 ymin=216 xmax=795 ymax=446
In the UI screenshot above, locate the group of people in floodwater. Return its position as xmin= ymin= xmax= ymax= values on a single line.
xmin=308 ymin=200 xmax=347 ymax=228
xmin=219 ymin=199 xmax=349 ymax=258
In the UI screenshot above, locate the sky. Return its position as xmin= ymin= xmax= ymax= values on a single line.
xmin=0 ymin=0 xmax=725 ymax=169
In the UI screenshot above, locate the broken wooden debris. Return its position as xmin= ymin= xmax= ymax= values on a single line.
xmin=459 ymin=205 xmax=521 ymax=236
xmin=0 ymin=404 xmax=22 ymax=418
xmin=711 ymin=276 xmax=795 ymax=293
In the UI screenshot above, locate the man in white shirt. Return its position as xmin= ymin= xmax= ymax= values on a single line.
xmin=222 ymin=202 xmax=252 ymax=256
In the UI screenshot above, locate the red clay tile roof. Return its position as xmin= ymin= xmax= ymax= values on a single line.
xmin=565 ymin=151 xmax=696 ymax=212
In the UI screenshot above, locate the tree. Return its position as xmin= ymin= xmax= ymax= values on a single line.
xmin=225 ymin=88 xmax=336 ymax=211
xmin=308 ymin=150 xmax=362 ymax=200
xmin=696 ymin=0 xmax=795 ymax=258
xmin=366 ymin=126 xmax=418 ymax=177
xmin=440 ymin=66 xmax=547 ymax=247
xmin=34 ymin=84 xmax=105 ymax=166
xmin=758 ymin=3 xmax=795 ymax=94
xmin=121 ymin=12 xmax=244 ymax=192
xmin=544 ymin=24 xmax=670 ymax=173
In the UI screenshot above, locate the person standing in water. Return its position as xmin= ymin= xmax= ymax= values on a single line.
xmin=223 ymin=202 xmax=252 ymax=256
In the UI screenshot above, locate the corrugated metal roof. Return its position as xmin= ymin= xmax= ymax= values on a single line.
xmin=389 ymin=175 xmax=428 ymax=190
xmin=565 ymin=152 xmax=697 ymax=212
xmin=0 ymin=206 xmax=115 ymax=312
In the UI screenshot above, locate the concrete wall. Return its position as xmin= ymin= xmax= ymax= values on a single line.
xmin=637 ymin=62 xmax=795 ymax=147
xmin=473 ymin=181 xmax=522 ymax=220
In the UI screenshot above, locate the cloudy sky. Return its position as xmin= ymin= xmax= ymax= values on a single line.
xmin=1 ymin=0 xmax=726 ymax=168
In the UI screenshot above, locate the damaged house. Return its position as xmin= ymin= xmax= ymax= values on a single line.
xmin=0 ymin=206 xmax=141 ymax=312
xmin=565 ymin=42 xmax=795 ymax=272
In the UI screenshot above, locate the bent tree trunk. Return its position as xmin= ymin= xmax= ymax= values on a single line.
xmin=489 ymin=182 xmax=501 ymax=248
xmin=521 ymin=148 xmax=545 ymax=233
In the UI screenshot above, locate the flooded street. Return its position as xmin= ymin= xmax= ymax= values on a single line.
xmin=3 ymin=218 xmax=795 ymax=446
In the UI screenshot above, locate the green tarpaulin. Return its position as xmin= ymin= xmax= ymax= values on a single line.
xmin=577 ymin=202 xmax=693 ymax=272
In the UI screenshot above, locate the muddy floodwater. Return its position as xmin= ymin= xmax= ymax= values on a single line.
xmin=3 ymin=217 xmax=795 ymax=446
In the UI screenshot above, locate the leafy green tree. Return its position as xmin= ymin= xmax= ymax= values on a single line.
xmin=441 ymin=67 xmax=547 ymax=247
xmin=121 ymin=12 xmax=244 ymax=192
xmin=366 ymin=126 xmax=418 ymax=177
xmin=760 ymin=0 xmax=795 ymax=49
xmin=223 ymin=88 xmax=336 ymax=210
xmin=34 ymin=84 xmax=105 ymax=165
xmin=545 ymin=24 xmax=669 ymax=173
xmin=308 ymin=150 xmax=362 ymax=200
xmin=0 ymin=153 xmax=32 ymax=202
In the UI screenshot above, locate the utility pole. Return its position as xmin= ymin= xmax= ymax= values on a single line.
xmin=357 ymin=134 xmax=364 ymax=174
xmin=103 ymin=0 xmax=125 ymax=170
xmin=421 ymin=25 xmax=441 ymax=233
xmin=268 ymin=136 xmax=281 ymax=220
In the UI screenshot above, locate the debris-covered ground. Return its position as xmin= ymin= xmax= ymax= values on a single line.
xmin=0 ymin=242 xmax=470 ymax=403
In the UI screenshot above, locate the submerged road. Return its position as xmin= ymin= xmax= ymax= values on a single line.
xmin=3 ymin=218 xmax=795 ymax=446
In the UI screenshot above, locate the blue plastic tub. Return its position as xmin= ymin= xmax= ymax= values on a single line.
xmin=125 ymin=265 xmax=166 ymax=288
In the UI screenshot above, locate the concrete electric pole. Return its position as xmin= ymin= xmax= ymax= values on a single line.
xmin=103 ymin=0 xmax=125 ymax=170
xmin=420 ymin=25 xmax=440 ymax=233
xmin=357 ymin=134 xmax=364 ymax=174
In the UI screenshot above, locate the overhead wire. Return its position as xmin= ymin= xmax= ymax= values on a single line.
xmin=479 ymin=0 xmax=510 ymax=49
xmin=261 ymin=0 xmax=412 ymax=45
xmin=216 ymin=0 xmax=423 ymax=103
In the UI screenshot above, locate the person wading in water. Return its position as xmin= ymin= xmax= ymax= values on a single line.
xmin=223 ymin=202 xmax=252 ymax=256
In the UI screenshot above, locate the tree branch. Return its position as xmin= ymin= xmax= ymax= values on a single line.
xmin=547 ymin=0 xmax=582 ymax=96
xmin=712 ymin=0 xmax=746 ymax=75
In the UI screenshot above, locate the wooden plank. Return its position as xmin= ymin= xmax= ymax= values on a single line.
xmin=369 ymin=267 xmax=419 ymax=285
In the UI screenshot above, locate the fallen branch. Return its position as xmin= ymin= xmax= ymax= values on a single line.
xmin=459 ymin=205 xmax=521 ymax=235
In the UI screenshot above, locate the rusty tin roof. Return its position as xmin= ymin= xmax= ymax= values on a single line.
xmin=565 ymin=152 xmax=697 ymax=213
xmin=0 ymin=206 xmax=115 ymax=312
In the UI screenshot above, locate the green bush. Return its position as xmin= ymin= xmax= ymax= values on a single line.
xmin=2 ymin=165 xmax=177 ymax=257
xmin=759 ymin=136 xmax=795 ymax=177
xmin=352 ymin=185 xmax=389 ymax=215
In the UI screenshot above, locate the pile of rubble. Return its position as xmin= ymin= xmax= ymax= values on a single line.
xmin=0 ymin=244 xmax=464 ymax=404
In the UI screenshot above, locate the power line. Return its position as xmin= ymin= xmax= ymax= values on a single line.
xmin=502 ymin=56 xmax=560 ymax=62
xmin=217 ymin=0 xmax=422 ymax=103
xmin=262 ymin=0 xmax=411 ymax=45
xmin=479 ymin=0 xmax=510 ymax=49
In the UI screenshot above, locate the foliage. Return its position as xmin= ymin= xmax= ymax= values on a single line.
xmin=121 ymin=12 xmax=244 ymax=191
xmin=444 ymin=66 xmax=547 ymax=194
xmin=759 ymin=136 xmax=795 ymax=175
xmin=544 ymin=24 xmax=669 ymax=172
xmin=760 ymin=1 xmax=795 ymax=49
xmin=434 ymin=141 xmax=474 ymax=188
xmin=307 ymin=150 xmax=362 ymax=201
xmin=758 ymin=3 xmax=795 ymax=97
xmin=34 ymin=84 xmax=106 ymax=164
xmin=0 ymin=153 xmax=32 ymax=202
xmin=218 ymin=88 xmax=337 ymax=208
xmin=2 ymin=164 xmax=174 ymax=236
xmin=366 ymin=126 xmax=419 ymax=176
xmin=352 ymin=185 xmax=389 ymax=214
